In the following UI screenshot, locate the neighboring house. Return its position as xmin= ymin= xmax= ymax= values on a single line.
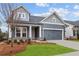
xmin=65 ymin=20 xmax=79 ymax=39
xmin=7 ymin=6 xmax=67 ymax=40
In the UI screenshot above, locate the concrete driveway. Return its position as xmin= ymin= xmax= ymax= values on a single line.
xmin=47 ymin=40 xmax=79 ymax=56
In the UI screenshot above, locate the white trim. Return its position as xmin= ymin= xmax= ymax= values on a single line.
xmin=41 ymin=22 xmax=64 ymax=25
xmin=62 ymin=29 xmax=64 ymax=40
xmin=29 ymin=26 xmax=32 ymax=39
xmin=20 ymin=27 xmax=22 ymax=38
xmin=15 ymin=27 xmax=16 ymax=38
xmin=43 ymin=28 xmax=64 ymax=30
xmin=8 ymin=25 xmax=12 ymax=38
xmin=43 ymin=28 xmax=64 ymax=40
xmin=39 ymin=26 xmax=41 ymax=38
xmin=10 ymin=23 xmax=41 ymax=27
xmin=26 ymin=27 xmax=27 ymax=38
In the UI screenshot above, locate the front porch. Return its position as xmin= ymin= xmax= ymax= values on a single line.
xmin=8 ymin=25 xmax=42 ymax=40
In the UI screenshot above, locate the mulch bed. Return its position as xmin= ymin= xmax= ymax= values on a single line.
xmin=0 ymin=42 xmax=27 ymax=56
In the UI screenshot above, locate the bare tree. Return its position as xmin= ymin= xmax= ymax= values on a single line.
xmin=0 ymin=3 xmax=17 ymax=39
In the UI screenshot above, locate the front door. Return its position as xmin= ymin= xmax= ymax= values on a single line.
xmin=35 ymin=27 xmax=39 ymax=39
xmin=32 ymin=27 xmax=39 ymax=39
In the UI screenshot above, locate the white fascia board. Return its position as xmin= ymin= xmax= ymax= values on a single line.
xmin=41 ymin=22 xmax=64 ymax=25
xmin=43 ymin=28 xmax=64 ymax=30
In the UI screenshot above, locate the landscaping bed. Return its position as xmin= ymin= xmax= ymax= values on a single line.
xmin=0 ymin=42 xmax=27 ymax=56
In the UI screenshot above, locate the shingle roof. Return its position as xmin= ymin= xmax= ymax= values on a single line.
xmin=29 ymin=15 xmax=45 ymax=22
xmin=12 ymin=20 xmax=43 ymax=25
xmin=7 ymin=15 xmax=45 ymax=25
xmin=64 ymin=20 xmax=79 ymax=26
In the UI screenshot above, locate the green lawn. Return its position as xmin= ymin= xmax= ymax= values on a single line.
xmin=16 ymin=44 xmax=75 ymax=56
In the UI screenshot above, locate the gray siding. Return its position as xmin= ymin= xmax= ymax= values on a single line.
xmin=43 ymin=24 xmax=64 ymax=29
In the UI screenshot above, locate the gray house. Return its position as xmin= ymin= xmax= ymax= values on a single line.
xmin=7 ymin=6 xmax=66 ymax=40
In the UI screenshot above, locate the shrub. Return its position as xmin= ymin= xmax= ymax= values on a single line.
xmin=6 ymin=40 xmax=11 ymax=44
xmin=27 ymin=39 xmax=31 ymax=44
xmin=42 ymin=38 xmax=46 ymax=41
xmin=14 ymin=40 xmax=17 ymax=43
xmin=17 ymin=42 xmax=20 ymax=45
xmin=20 ymin=39 xmax=24 ymax=43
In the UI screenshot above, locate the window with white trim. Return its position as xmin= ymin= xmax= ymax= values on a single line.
xmin=22 ymin=27 xmax=27 ymax=37
xmin=16 ymin=27 xmax=21 ymax=37
xmin=18 ymin=13 xmax=26 ymax=18
xmin=17 ymin=12 xmax=29 ymax=21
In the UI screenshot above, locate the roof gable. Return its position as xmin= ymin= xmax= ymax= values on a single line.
xmin=12 ymin=6 xmax=30 ymax=14
xmin=41 ymin=12 xmax=65 ymax=25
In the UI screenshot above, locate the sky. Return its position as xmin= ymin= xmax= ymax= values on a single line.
xmin=22 ymin=3 xmax=79 ymax=21
xmin=1 ymin=3 xmax=79 ymax=32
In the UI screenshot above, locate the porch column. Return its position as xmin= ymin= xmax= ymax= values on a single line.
xmin=20 ymin=27 xmax=22 ymax=38
xmin=8 ymin=25 xmax=12 ymax=39
xmin=15 ymin=27 xmax=16 ymax=38
xmin=39 ymin=26 xmax=41 ymax=39
xmin=29 ymin=26 xmax=32 ymax=39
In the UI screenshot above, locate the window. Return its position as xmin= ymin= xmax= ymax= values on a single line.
xmin=22 ymin=27 xmax=27 ymax=37
xmin=15 ymin=27 xmax=27 ymax=37
xmin=17 ymin=12 xmax=29 ymax=21
xmin=73 ymin=30 xmax=75 ymax=36
xmin=18 ymin=12 xmax=26 ymax=18
xmin=22 ymin=14 xmax=25 ymax=17
xmin=16 ymin=27 xmax=21 ymax=37
xmin=19 ymin=14 xmax=21 ymax=17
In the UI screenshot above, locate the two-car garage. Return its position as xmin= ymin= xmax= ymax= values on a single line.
xmin=43 ymin=28 xmax=64 ymax=40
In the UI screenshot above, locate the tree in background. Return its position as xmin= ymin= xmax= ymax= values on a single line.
xmin=0 ymin=3 xmax=17 ymax=40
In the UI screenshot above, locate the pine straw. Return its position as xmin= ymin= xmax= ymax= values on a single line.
xmin=0 ymin=42 xmax=27 ymax=56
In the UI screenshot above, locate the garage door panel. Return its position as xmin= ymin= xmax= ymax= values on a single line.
xmin=44 ymin=30 xmax=62 ymax=40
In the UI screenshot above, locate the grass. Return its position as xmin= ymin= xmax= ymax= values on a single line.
xmin=16 ymin=43 xmax=75 ymax=56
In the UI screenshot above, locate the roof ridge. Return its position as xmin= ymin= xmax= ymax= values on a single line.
xmin=30 ymin=15 xmax=45 ymax=18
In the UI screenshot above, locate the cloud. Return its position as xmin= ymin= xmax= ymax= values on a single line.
xmin=74 ymin=5 xmax=79 ymax=9
xmin=73 ymin=11 xmax=79 ymax=16
xmin=49 ymin=8 xmax=70 ymax=16
xmin=32 ymin=7 xmax=70 ymax=21
xmin=35 ymin=3 xmax=49 ymax=7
